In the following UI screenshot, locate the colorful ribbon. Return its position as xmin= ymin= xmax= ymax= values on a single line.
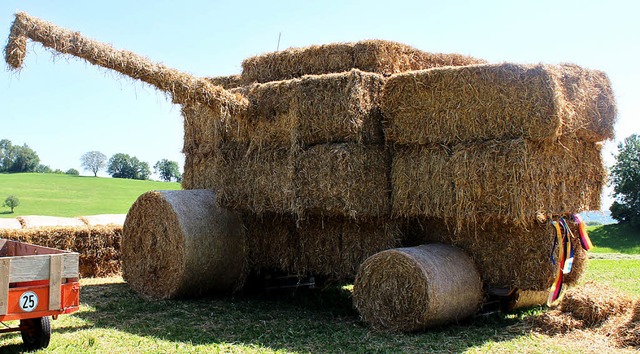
xmin=572 ymin=213 xmax=593 ymax=251
xmin=547 ymin=221 xmax=565 ymax=305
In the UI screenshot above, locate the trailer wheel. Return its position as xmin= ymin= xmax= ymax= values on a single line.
xmin=20 ymin=316 xmax=51 ymax=351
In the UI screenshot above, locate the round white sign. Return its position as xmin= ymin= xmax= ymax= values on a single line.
xmin=19 ymin=291 xmax=38 ymax=312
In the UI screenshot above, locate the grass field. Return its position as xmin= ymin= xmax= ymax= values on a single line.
xmin=0 ymin=174 xmax=638 ymax=352
xmin=0 ymin=173 xmax=180 ymax=217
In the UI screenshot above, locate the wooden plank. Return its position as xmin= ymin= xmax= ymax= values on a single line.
xmin=0 ymin=258 xmax=10 ymax=315
xmin=7 ymin=253 xmax=79 ymax=283
xmin=49 ymin=255 xmax=63 ymax=311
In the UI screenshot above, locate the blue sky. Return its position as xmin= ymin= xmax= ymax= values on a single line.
xmin=1 ymin=0 xmax=638 ymax=208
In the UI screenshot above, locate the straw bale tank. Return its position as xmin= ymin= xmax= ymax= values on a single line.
xmin=5 ymin=12 xmax=616 ymax=331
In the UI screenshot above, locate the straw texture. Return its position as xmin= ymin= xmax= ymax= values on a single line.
xmin=242 ymin=39 xmax=486 ymax=83
xmin=353 ymin=244 xmax=482 ymax=331
xmin=122 ymin=190 xmax=246 ymax=299
xmin=382 ymin=63 xmax=616 ymax=144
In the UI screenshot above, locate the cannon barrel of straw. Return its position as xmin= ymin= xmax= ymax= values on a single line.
xmin=4 ymin=12 xmax=248 ymax=114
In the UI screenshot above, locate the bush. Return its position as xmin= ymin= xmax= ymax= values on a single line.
xmin=66 ymin=168 xmax=80 ymax=175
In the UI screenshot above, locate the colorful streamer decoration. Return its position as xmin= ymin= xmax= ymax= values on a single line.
xmin=572 ymin=213 xmax=593 ymax=251
xmin=558 ymin=218 xmax=575 ymax=274
xmin=547 ymin=221 xmax=566 ymax=305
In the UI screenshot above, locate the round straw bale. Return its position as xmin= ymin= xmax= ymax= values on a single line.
xmin=122 ymin=190 xmax=246 ymax=299
xmin=353 ymin=243 xmax=482 ymax=331
xmin=560 ymin=281 xmax=633 ymax=326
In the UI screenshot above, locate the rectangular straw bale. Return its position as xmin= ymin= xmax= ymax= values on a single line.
xmin=245 ymin=215 xmax=401 ymax=281
xmin=296 ymin=143 xmax=390 ymax=219
xmin=206 ymin=74 xmax=245 ymax=89
xmin=232 ymin=70 xmax=385 ymax=147
xmin=181 ymin=152 xmax=215 ymax=190
xmin=450 ymin=137 xmax=605 ymax=230
xmin=241 ymin=39 xmax=485 ymax=83
xmin=405 ymin=218 xmax=587 ymax=291
xmin=391 ymin=144 xmax=453 ymax=219
xmin=0 ymin=225 xmax=122 ymax=277
xmin=242 ymin=42 xmax=354 ymax=83
xmin=212 ymin=142 xmax=295 ymax=214
xmin=182 ymin=103 xmax=248 ymax=156
xmin=353 ymin=39 xmax=486 ymax=75
xmin=382 ymin=63 xmax=616 ymax=144
xmin=296 ymin=217 xmax=401 ymax=281
xmin=243 ymin=213 xmax=300 ymax=275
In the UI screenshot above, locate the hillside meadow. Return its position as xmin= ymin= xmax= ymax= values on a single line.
xmin=0 ymin=173 xmax=180 ymax=217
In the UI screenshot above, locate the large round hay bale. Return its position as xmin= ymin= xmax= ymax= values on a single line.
xmin=122 ymin=190 xmax=246 ymax=299
xmin=353 ymin=243 xmax=482 ymax=331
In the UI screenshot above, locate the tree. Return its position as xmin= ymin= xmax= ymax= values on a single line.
xmin=3 ymin=195 xmax=20 ymax=213
xmin=66 ymin=168 xmax=80 ymax=175
xmin=0 ymin=139 xmax=40 ymax=173
xmin=35 ymin=164 xmax=52 ymax=173
xmin=107 ymin=153 xmax=150 ymax=180
xmin=154 ymin=159 xmax=182 ymax=182
xmin=80 ymin=151 xmax=107 ymax=177
xmin=609 ymin=134 xmax=640 ymax=228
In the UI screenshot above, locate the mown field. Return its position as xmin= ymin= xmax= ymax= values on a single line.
xmin=0 ymin=173 xmax=180 ymax=217
xmin=0 ymin=174 xmax=638 ymax=352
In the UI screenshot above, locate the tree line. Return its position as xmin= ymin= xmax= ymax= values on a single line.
xmin=0 ymin=138 xmax=182 ymax=182
xmin=81 ymin=151 xmax=181 ymax=182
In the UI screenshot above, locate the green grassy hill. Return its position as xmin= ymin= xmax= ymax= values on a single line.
xmin=0 ymin=173 xmax=180 ymax=217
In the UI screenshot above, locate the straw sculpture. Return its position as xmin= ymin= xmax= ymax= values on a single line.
xmin=241 ymin=39 xmax=486 ymax=83
xmin=0 ymin=225 xmax=122 ymax=277
xmin=353 ymin=243 xmax=482 ymax=331
xmin=382 ymin=63 xmax=616 ymax=144
xmin=5 ymin=12 xmax=248 ymax=114
xmin=3 ymin=11 xmax=619 ymax=331
xmin=122 ymin=190 xmax=246 ymax=299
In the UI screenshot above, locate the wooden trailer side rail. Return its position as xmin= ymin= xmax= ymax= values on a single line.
xmin=0 ymin=239 xmax=79 ymax=319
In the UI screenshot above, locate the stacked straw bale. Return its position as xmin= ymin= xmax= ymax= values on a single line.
xmin=382 ymin=63 xmax=616 ymax=145
xmin=0 ymin=225 xmax=122 ymax=277
xmin=241 ymin=40 xmax=486 ymax=83
xmin=244 ymin=213 xmax=400 ymax=281
xmin=392 ymin=137 xmax=605 ymax=228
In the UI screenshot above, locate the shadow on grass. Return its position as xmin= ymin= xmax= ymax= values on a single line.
xmin=589 ymin=223 xmax=640 ymax=254
xmin=67 ymin=281 xmax=529 ymax=353
xmin=0 ymin=211 xmax=14 ymax=215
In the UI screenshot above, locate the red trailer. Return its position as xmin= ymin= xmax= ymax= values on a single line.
xmin=0 ymin=239 xmax=80 ymax=351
